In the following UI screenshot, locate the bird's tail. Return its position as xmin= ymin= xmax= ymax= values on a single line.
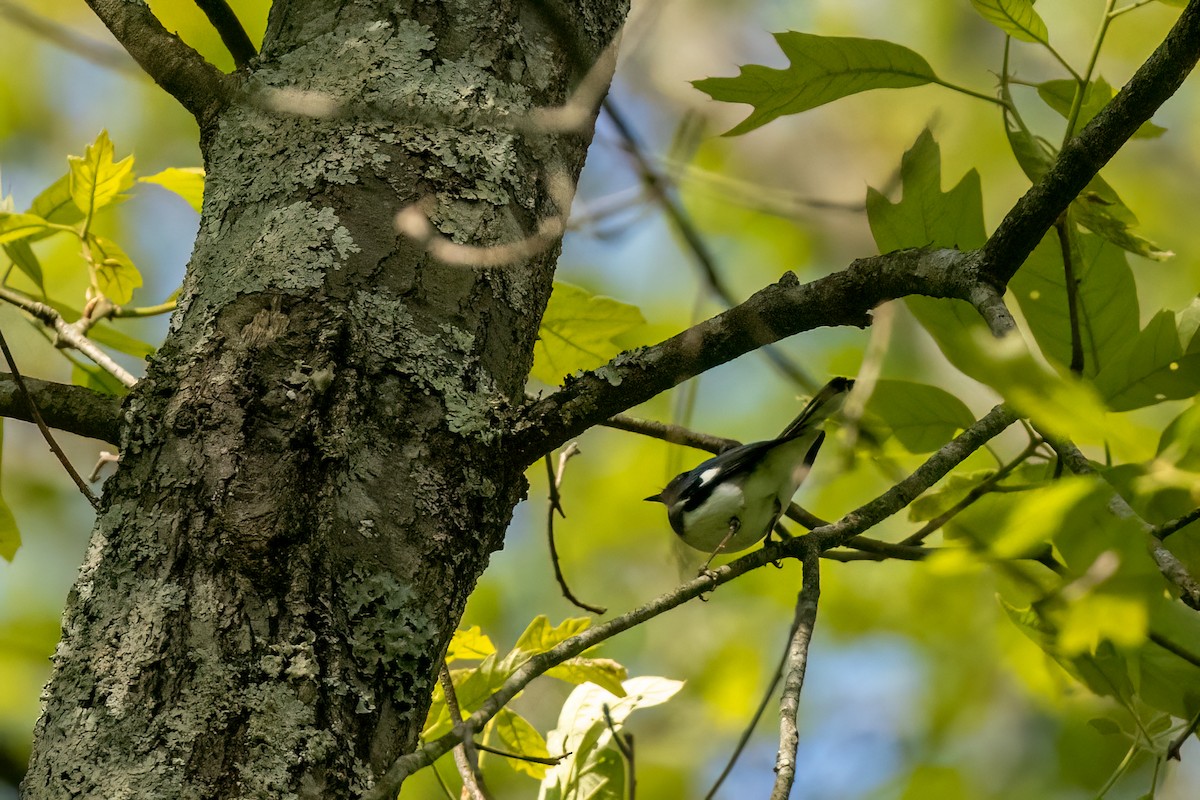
xmin=776 ymin=377 xmax=854 ymax=440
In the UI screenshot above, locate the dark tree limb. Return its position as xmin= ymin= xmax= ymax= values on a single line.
xmin=978 ymin=0 xmax=1200 ymax=288
xmin=193 ymin=0 xmax=257 ymax=68
xmin=0 ymin=372 xmax=121 ymax=445
xmin=512 ymin=247 xmax=981 ymax=465
xmin=83 ymin=0 xmax=235 ymax=124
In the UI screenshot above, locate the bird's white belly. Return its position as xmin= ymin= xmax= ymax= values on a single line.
xmin=679 ymin=482 xmax=776 ymax=553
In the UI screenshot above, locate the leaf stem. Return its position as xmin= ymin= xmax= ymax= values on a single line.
xmin=932 ymin=78 xmax=1010 ymax=108
xmin=1066 ymin=0 xmax=1119 ymax=143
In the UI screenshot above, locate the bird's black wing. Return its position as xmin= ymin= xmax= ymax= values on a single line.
xmin=677 ymin=440 xmax=783 ymax=513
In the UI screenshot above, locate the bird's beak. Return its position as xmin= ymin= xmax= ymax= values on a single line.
xmin=644 ymin=493 xmax=664 ymax=504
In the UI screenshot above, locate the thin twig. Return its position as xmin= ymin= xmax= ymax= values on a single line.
xmin=438 ymin=664 xmax=492 ymax=800
xmin=770 ymin=551 xmax=820 ymax=800
xmin=901 ymin=435 xmax=1043 ymax=546
xmin=193 ymin=0 xmax=257 ymax=68
xmin=544 ymin=444 xmax=606 ymax=614
xmin=1167 ymin=707 xmax=1200 ymax=760
xmin=601 ymin=705 xmax=636 ymax=800
xmin=1154 ymin=506 xmax=1200 ymax=541
xmin=0 ymin=286 xmax=137 ymax=387
xmin=602 ymin=413 xmax=739 ymax=454
xmin=703 ymin=599 xmax=798 ymax=800
xmin=0 ymin=329 xmax=99 ymax=509
xmin=1054 ymin=215 xmax=1085 ymax=374
xmin=1043 ymin=432 xmax=1200 ymax=609
xmin=471 ymin=741 xmax=566 ymax=767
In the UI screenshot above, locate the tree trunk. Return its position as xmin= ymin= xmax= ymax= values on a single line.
xmin=23 ymin=1 xmax=627 ymax=796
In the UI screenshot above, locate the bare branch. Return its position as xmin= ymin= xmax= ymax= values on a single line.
xmin=601 ymin=413 xmax=740 ymax=454
xmin=978 ymin=0 xmax=1200 ymax=288
xmin=438 ymin=664 xmax=492 ymax=800
xmin=0 ymin=288 xmax=137 ymax=387
xmin=544 ymin=444 xmax=607 ymax=614
xmin=1156 ymin=506 xmax=1200 ymax=541
xmin=770 ymin=554 xmax=820 ymax=800
xmin=0 ymin=331 xmax=99 ymax=508
xmin=0 ymin=371 xmax=121 ymax=444
xmin=83 ymin=0 xmax=234 ymax=123
xmin=193 ymin=0 xmax=257 ymax=68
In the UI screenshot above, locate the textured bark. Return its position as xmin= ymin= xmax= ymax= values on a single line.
xmin=24 ymin=1 xmax=627 ymax=797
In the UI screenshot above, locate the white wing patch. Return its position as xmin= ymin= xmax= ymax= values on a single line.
xmin=698 ymin=467 xmax=722 ymax=486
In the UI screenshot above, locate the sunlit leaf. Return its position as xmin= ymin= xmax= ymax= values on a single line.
xmin=540 ymin=677 xmax=683 ymax=800
xmin=88 ymin=235 xmax=143 ymax=305
xmin=864 ymin=379 xmax=975 ymax=453
xmin=990 ymin=477 xmax=1098 ymax=559
xmin=1009 ymin=231 xmax=1139 ymax=377
xmin=0 ymin=212 xmax=49 ymax=245
xmin=446 ymin=625 xmax=496 ymax=662
xmin=1059 ymin=593 xmax=1148 ymax=656
xmin=490 ymin=708 xmax=552 ymax=779
xmin=531 ymin=283 xmax=644 ymax=386
xmin=693 ymin=33 xmax=938 ymax=136
xmin=1093 ymin=310 xmax=1200 ymax=411
xmin=68 ymin=130 xmax=134 ymax=217
xmin=866 ymin=130 xmax=995 ymax=383
xmin=513 ymin=615 xmax=591 ymax=657
xmin=546 ymin=657 xmax=628 ymax=697
xmin=87 ymin=323 xmax=156 ymax=360
xmin=0 ymin=422 xmax=21 ymax=561
xmin=29 ymin=174 xmax=86 ymax=228
xmin=139 ymin=167 xmax=205 ymax=213
xmin=908 ymin=470 xmax=997 ymax=522
xmin=971 ymin=0 xmax=1049 ymax=44
xmin=3 ymin=239 xmax=45 ymax=291
xmin=1037 ymin=77 xmax=1166 ymax=139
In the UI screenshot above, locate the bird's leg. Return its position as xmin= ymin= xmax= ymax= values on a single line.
xmin=700 ymin=518 xmax=741 ymax=579
xmin=767 ymin=517 xmax=791 ymax=568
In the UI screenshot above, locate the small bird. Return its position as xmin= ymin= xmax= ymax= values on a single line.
xmin=645 ymin=377 xmax=853 ymax=566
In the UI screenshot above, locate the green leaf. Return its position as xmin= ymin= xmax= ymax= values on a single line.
xmin=0 ymin=422 xmax=21 ymax=561
xmin=900 ymin=766 xmax=969 ymax=800
xmin=866 ymin=130 xmax=997 ymax=383
xmin=1003 ymin=119 xmax=1170 ymax=260
xmin=540 ymin=677 xmax=683 ymax=800
xmin=1059 ymin=593 xmax=1149 ymax=656
xmin=693 ymin=32 xmax=938 ymax=136
xmin=1093 ymin=310 xmax=1200 ymax=411
xmin=29 ymin=174 xmax=86 ymax=228
xmin=446 ymin=625 xmax=496 ymax=662
xmin=514 ymin=616 xmax=591 ymax=655
xmin=89 ymin=235 xmax=143 ymax=305
xmin=546 ymin=657 xmax=628 ymax=697
xmin=1037 ymin=77 xmax=1166 ymax=139
xmin=139 ymin=167 xmax=205 ymax=213
xmin=87 ymin=323 xmax=156 ymax=360
xmin=907 ymin=470 xmax=996 ymax=522
xmin=72 ymin=362 xmax=128 ymax=396
xmin=1009 ymin=231 xmax=1140 ymax=377
xmin=963 ymin=332 xmax=1145 ymax=453
xmin=490 ymin=708 xmax=552 ymax=779
xmin=0 ymin=212 xmax=50 ymax=245
xmin=68 ymin=130 xmax=134 ymax=218
xmin=3 ymin=239 xmax=45 ymax=292
xmin=864 ymin=379 xmax=975 ymax=453
xmin=531 ymin=285 xmax=644 ymax=386
xmin=971 ymin=0 xmax=1049 ymax=45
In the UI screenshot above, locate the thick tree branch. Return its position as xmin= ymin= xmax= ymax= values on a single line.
xmin=193 ymin=0 xmax=257 ymax=68
xmin=83 ymin=0 xmax=235 ymax=123
xmin=979 ymin=0 xmax=1200 ymax=288
xmin=512 ymin=247 xmax=980 ymax=464
xmin=0 ymin=371 xmax=121 ymax=444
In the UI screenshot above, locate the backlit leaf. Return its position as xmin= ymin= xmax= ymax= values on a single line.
xmin=546 ymin=657 xmax=628 ymax=697
xmin=88 ymin=235 xmax=142 ymax=305
xmin=1037 ymin=77 xmax=1166 ymax=139
xmin=864 ymin=379 xmax=975 ymax=453
xmin=531 ymin=283 xmax=644 ymax=386
xmin=0 ymin=212 xmax=49 ymax=245
xmin=447 ymin=625 xmax=496 ymax=662
xmin=0 ymin=423 xmax=20 ymax=561
xmin=68 ymin=130 xmax=134 ymax=217
xmin=693 ymin=33 xmax=938 ymax=136
xmin=971 ymin=0 xmax=1049 ymax=44
xmin=139 ymin=167 xmax=205 ymax=213
xmin=1093 ymin=310 xmax=1200 ymax=411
